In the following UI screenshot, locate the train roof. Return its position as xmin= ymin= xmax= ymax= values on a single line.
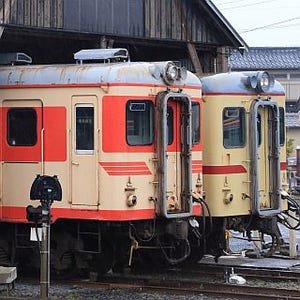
xmin=201 ymin=71 xmax=285 ymax=95
xmin=0 ymin=60 xmax=201 ymax=89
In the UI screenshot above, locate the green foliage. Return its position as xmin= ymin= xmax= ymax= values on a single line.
xmin=286 ymin=138 xmax=294 ymax=158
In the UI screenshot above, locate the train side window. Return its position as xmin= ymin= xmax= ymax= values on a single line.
xmin=126 ymin=100 xmax=154 ymax=146
xmin=7 ymin=108 xmax=37 ymax=146
xmin=223 ymin=107 xmax=246 ymax=148
xmin=279 ymin=107 xmax=285 ymax=146
xmin=192 ymin=102 xmax=200 ymax=144
xmin=75 ymin=105 xmax=94 ymax=152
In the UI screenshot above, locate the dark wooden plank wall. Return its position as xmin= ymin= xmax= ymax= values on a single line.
xmin=63 ymin=0 xmax=144 ymax=36
xmin=1 ymin=0 xmax=221 ymax=45
xmin=144 ymin=0 xmax=219 ymax=44
xmin=0 ymin=0 xmax=63 ymax=28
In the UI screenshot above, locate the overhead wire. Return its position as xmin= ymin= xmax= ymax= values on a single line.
xmin=240 ymin=16 xmax=300 ymax=33
xmin=212 ymin=0 xmax=249 ymax=5
xmin=212 ymin=0 xmax=300 ymax=37
xmin=213 ymin=0 xmax=279 ymax=10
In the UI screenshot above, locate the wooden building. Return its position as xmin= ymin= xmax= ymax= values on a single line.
xmin=0 ymin=0 xmax=247 ymax=73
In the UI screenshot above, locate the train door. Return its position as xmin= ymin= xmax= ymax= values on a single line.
xmin=1 ymin=100 xmax=43 ymax=210
xmin=71 ymin=96 xmax=98 ymax=206
xmin=250 ymin=100 xmax=281 ymax=216
xmin=156 ymin=92 xmax=193 ymax=218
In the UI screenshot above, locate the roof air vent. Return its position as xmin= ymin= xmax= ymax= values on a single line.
xmin=74 ymin=48 xmax=130 ymax=64
xmin=0 ymin=52 xmax=32 ymax=65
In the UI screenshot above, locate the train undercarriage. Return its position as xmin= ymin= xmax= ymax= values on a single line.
xmin=0 ymin=197 xmax=298 ymax=278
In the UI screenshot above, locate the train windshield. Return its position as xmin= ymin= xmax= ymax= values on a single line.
xmin=126 ymin=100 xmax=154 ymax=146
xmin=192 ymin=102 xmax=200 ymax=144
xmin=257 ymin=107 xmax=285 ymax=147
xmin=279 ymin=107 xmax=285 ymax=145
xmin=222 ymin=107 xmax=246 ymax=148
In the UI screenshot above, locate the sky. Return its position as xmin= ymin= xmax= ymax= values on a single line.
xmin=211 ymin=0 xmax=300 ymax=47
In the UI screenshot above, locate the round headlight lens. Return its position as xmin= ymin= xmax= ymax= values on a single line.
xmin=161 ymin=61 xmax=186 ymax=85
xmin=166 ymin=63 xmax=178 ymax=81
xmin=257 ymin=71 xmax=271 ymax=93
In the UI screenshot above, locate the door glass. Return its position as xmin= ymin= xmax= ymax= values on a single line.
xmin=167 ymin=106 xmax=173 ymax=145
xmin=257 ymin=113 xmax=262 ymax=146
xmin=279 ymin=107 xmax=285 ymax=145
xmin=191 ymin=102 xmax=200 ymax=144
xmin=75 ymin=106 xmax=94 ymax=153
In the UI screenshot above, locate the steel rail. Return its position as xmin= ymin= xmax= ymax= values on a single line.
xmin=180 ymin=263 xmax=300 ymax=281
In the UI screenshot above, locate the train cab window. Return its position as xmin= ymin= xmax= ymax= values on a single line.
xmin=279 ymin=107 xmax=285 ymax=145
xmin=257 ymin=113 xmax=262 ymax=146
xmin=75 ymin=105 xmax=94 ymax=152
xmin=126 ymin=100 xmax=154 ymax=145
xmin=7 ymin=108 xmax=37 ymax=146
xmin=223 ymin=107 xmax=246 ymax=148
xmin=192 ymin=102 xmax=200 ymax=144
xmin=167 ymin=106 xmax=174 ymax=145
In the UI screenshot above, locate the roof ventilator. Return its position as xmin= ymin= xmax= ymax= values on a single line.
xmin=74 ymin=48 xmax=130 ymax=64
xmin=0 ymin=52 xmax=32 ymax=65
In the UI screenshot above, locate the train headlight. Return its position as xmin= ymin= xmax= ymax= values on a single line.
xmin=162 ymin=62 xmax=187 ymax=85
xmin=247 ymin=71 xmax=274 ymax=93
xmin=257 ymin=71 xmax=272 ymax=93
xmin=150 ymin=61 xmax=187 ymax=85
xmin=165 ymin=63 xmax=178 ymax=82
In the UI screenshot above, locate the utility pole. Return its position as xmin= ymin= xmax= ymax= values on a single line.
xmin=40 ymin=199 xmax=51 ymax=299
xmin=27 ymin=175 xmax=62 ymax=300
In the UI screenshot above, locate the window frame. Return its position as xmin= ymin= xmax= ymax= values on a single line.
xmin=191 ymin=101 xmax=200 ymax=145
xmin=279 ymin=107 xmax=285 ymax=146
xmin=126 ymin=100 xmax=154 ymax=146
xmin=75 ymin=104 xmax=95 ymax=155
xmin=7 ymin=107 xmax=37 ymax=147
xmin=223 ymin=107 xmax=246 ymax=149
xmin=167 ymin=106 xmax=174 ymax=145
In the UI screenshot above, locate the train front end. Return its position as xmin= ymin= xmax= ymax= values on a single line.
xmin=201 ymin=71 xmax=289 ymax=257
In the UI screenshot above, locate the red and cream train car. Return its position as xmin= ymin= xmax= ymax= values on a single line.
xmin=0 ymin=49 xmax=204 ymax=274
xmin=201 ymin=71 xmax=295 ymax=254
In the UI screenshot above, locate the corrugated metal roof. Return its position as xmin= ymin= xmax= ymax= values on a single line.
xmin=229 ymin=47 xmax=300 ymax=70
xmin=200 ymin=71 xmax=284 ymax=95
xmin=0 ymin=61 xmax=201 ymax=88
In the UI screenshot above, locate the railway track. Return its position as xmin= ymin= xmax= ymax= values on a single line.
xmin=179 ymin=262 xmax=300 ymax=281
xmin=83 ymin=260 xmax=300 ymax=300
xmin=75 ymin=272 xmax=300 ymax=300
xmin=4 ymin=262 xmax=300 ymax=299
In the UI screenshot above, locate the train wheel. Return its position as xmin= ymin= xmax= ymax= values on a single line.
xmin=92 ymin=237 xmax=114 ymax=276
xmin=129 ymin=249 xmax=168 ymax=273
xmin=181 ymin=231 xmax=205 ymax=267
xmin=0 ymin=245 xmax=11 ymax=266
xmin=51 ymin=231 xmax=78 ymax=278
xmin=184 ymin=244 xmax=204 ymax=265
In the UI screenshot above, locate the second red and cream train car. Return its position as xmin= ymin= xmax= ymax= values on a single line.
xmin=200 ymin=71 xmax=290 ymax=254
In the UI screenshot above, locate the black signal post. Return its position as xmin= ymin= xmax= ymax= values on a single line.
xmin=27 ymin=175 xmax=62 ymax=299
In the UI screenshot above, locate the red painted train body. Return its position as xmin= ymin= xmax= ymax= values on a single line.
xmin=0 ymin=49 xmax=298 ymax=275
